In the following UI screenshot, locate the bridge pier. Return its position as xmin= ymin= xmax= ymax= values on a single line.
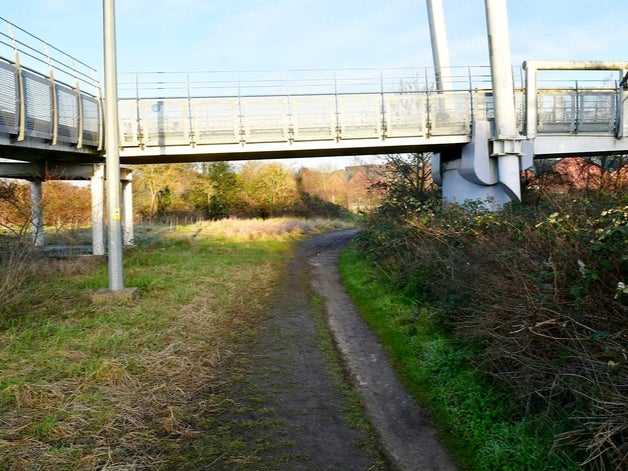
xmin=432 ymin=120 xmax=532 ymax=207
xmin=91 ymin=165 xmax=106 ymax=255
xmin=29 ymin=180 xmax=45 ymax=247
xmin=0 ymin=162 xmax=133 ymax=254
xmin=91 ymin=165 xmax=134 ymax=253
xmin=121 ymin=173 xmax=134 ymax=246
xmin=431 ymin=0 xmax=528 ymax=208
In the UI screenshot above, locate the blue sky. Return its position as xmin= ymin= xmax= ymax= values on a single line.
xmin=2 ymin=1 xmax=625 ymax=169
xmin=3 ymin=0 xmax=625 ymax=74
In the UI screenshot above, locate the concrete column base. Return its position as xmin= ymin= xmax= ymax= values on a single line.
xmin=441 ymin=158 xmax=513 ymax=208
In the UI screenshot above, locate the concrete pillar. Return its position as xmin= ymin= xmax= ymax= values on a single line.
xmin=485 ymin=0 xmax=522 ymax=202
xmin=426 ymin=0 xmax=452 ymax=91
xmin=122 ymin=179 xmax=133 ymax=246
xmin=91 ymin=164 xmax=106 ymax=255
xmin=29 ymin=180 xmax=45 ymax=247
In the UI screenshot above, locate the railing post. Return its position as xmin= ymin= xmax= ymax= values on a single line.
xmin=187 ymin=72 xmax=195 ymax=146
xmin=334 ymin=72 xmax=341 ymax=141
xmin=574 ymin=80 xmax=580 ymax=134
xmin=73 ymin=60 xmax=84 ymax=149
xmin=620 ymin=67 xmax=628 ymax=138
xmin=8 ymin=22 xmax=26 ymax=141
xmin=379 ymin=69 xmax=387 ymax=139
xmin=134 ymin=73 xmax=143 ymax=148
xmin=95 ymin=71 xmax=104 ymax=151
xmin=44 ymin=43 xmax=59 ymax=146
xmin=237 ymin=76 xmax=245 ymax=143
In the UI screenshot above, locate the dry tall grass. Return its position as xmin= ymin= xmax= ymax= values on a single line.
xmin=0 ymin=217 xmax=352 ymax=470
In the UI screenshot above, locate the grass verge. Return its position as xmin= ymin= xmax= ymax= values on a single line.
xmin=0 ymin=217 xmax=353 ymax=470
xmin=339 ymin=245 xmax=579 ymax=471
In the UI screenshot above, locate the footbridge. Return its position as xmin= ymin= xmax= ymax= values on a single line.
xmin=3 ymin=56 xmax=627 ymax=166
xmin=2 ymin=31 xmax=628 ymax=190
xmin=1 ymin=2 xmax=628 ymax=257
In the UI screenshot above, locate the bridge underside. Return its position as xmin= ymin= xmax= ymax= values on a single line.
xmin=0 ymin=137 xmax=102 ymax=164
xmin=532 ymin=135 xmax=628 ymax=159
xmin=117 ymin=136 xmax=469 ymax=164
xmin=5 ymin=133 xmax=628 ymax=167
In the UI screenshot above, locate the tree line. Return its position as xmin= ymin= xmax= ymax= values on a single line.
xmin=0 ymin=160 xmax=386 ymax=232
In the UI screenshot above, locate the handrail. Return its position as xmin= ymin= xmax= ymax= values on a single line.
xmin=0 ymin=19 xmax=624 ymax=157
xmin=0 ymin=16 xmax=101 ymax=96
xmin=117 ymin=66 xmax=508 ymax=100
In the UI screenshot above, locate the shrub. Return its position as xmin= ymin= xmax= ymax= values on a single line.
xmin=355 ymin=190 xmax=627 ymax=470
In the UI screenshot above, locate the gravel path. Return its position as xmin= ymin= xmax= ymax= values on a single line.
xmin=203 ymin=231 xmax=456 ymax=470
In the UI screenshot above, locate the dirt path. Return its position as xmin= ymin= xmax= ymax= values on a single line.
xmin=201 ymin=231 xmax=456 ymax=470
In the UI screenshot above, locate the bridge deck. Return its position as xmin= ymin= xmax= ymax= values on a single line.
xmin=1 ymin=50 xmax=627 ymax=164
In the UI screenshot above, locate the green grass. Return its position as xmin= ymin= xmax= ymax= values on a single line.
xmin=339 ymin=246 xmax=579 ymax=471
xmin=1 ymin=218 xmax=354 ymax=470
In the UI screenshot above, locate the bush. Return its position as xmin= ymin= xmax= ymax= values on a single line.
xmin=355 ymin=191 xmax=627 ymax=470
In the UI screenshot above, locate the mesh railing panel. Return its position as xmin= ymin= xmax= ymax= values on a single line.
xmin=429 ymin=92 xmax=471 ymax=136
xmin=55 ymin=82 xmax=79 ymax=143
xmin=290 ymin=95 xmax=337 ymax=141
xmin=191 ymin=98 xmax=240 ymax=144
xmin=576 ymin=91 xmax=616 ymax=133
xmin=81 ymin=96 xmax=100 ymax=147
xmin=0 ymin=60 xmax=17 ymax=134
xmin=384 ymin=93 xmax=426 ymax=137
xmin=337 ymin=94 xmax=382 ymax=139
xmin=118 ymin=100 xmax=139 ymax=146
xmin=139 ymin=99 xmax=190 ymax=146
xmin=23 ymin=70 xmax=52 ymax=139
xmin=241 ymin=97 xmax=289 ymax=143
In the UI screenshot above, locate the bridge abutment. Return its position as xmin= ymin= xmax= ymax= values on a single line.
xmin=432 ymin=122 xmax=532 ymax=208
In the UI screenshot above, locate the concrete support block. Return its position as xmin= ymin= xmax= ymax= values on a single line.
xmin=441 ymin=158 xmax=511 ymax=208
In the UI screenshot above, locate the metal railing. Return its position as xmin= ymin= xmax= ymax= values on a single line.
xmin=0 ymin=16 xmax=103 ymax=150
xmin=116 ymin=67 xmax=496 ymax=148
xmin=536 ymin=87 xmax=618 ymax=134
xmin=0 ymin=17 xmax=621 ymax=156
xmin=116 ymin=67 xmax=620 ymax=150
